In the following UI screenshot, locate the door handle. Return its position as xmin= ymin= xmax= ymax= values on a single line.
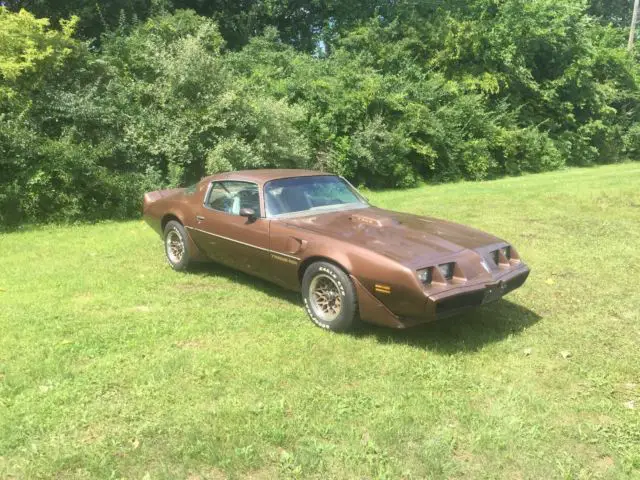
xmin=196 ymin=215 xmax=205 ymax=221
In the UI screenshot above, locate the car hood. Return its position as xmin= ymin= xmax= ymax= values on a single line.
xmin=281 ymin=207 xmax=503 ymax=266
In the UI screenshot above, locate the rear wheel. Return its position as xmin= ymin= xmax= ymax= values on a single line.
xmin=301 ymin=261 xmax=358 ymax=332
xmin=163 ymin=220 xmax=191 ymax=271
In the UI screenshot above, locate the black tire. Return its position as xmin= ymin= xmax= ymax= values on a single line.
xmin=301 ymin=261 xmax=359 ymax=332
xmin=163 ymin=220 xmax=192 ymax=271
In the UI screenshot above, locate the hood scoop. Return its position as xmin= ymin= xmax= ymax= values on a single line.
xmin=349 ymin=214 xmax=398 ymax=227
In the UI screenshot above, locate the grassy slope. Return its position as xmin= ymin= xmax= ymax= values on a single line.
xmin=1 ymin=164 xmax=639 ymax=479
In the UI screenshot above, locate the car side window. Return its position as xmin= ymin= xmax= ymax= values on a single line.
xmin=205 ymin=181 xmax=261 ymax=216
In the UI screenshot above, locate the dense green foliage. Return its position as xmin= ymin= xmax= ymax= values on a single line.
xmin=1 ymin=1 xmax=639 ymax=224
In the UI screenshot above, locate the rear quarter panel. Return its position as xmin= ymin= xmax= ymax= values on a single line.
xmin=143 ymin=184 xmax=211 ymax=262
xmin=143 ymin=184 xmax=207 ymax=235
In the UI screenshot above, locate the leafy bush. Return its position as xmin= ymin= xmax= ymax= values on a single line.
xmin=0 ymin=2 xmax=638 ymax=225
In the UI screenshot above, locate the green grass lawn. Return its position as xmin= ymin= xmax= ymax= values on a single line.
xmin=1 ymin=164 xmax=639 ymax=479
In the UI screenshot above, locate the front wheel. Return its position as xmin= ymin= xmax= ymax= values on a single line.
xmin=301 ymin=261 xmax=359 ymax=332
xmin=163 ymin=220 xmax=192 ymax=271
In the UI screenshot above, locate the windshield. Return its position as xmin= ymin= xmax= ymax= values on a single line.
xmin=264 ymin=175 xmax=368 ymax=217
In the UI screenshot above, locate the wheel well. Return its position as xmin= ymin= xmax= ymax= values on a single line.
xmin=298 ymin=256 xmax=350 ymax=283
xmin=161 ymin=214 xmax=181 ymax=232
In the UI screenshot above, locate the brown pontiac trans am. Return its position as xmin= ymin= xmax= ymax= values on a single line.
xmin=143 ymin=169 xmax=530 ymax=331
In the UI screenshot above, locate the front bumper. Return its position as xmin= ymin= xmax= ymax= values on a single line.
xmin=352 ymin=264 xmax=530 ymax=329
xmin=430 ymin=264 xmax=530 ymax=320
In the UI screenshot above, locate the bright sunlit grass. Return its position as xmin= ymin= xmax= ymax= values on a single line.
xmin=1 ymin=163 xmax=639 ymax=478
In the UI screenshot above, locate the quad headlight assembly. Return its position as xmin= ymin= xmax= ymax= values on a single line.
xmin=417 ymin=262 xmax=456 ymax=285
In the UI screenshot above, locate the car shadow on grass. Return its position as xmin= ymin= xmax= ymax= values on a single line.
xmin=351 ymin=300 xmax=542 ymax=354
xmin=185 ymin=261 xmax=540 ymax=353
xmin=184 ymin=261 xmax=301 ymax=306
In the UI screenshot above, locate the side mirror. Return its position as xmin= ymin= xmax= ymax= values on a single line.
xmin=239 ymin=207 xmax=257 ymax=221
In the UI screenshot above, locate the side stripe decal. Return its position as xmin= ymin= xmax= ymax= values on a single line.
xmin=185 ymin=225 xmax=300 ymax=262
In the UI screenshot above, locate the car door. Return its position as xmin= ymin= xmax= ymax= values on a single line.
xmin=188 ymin=181 xmax=270 ymax=277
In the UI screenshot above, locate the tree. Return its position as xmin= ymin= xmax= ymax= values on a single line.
xmin=1 ymin=3 xmax=638 ymax=225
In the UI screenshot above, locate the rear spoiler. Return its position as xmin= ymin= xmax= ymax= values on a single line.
xmin=143 ymin=188 xmax=181 ymax=204
xmin=142 ymin=188 xmax=184 ymax=212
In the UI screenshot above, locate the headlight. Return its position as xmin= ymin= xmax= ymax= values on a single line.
xmin=491 ymin=245 xmax=514 ymax=266
xmin=418 ymin=262 xmax=456 ymax=285
xmin=417 ymin=267 xmax=432 ymax=284
xmin=437 ymin=262 xmax=455 ymax=280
